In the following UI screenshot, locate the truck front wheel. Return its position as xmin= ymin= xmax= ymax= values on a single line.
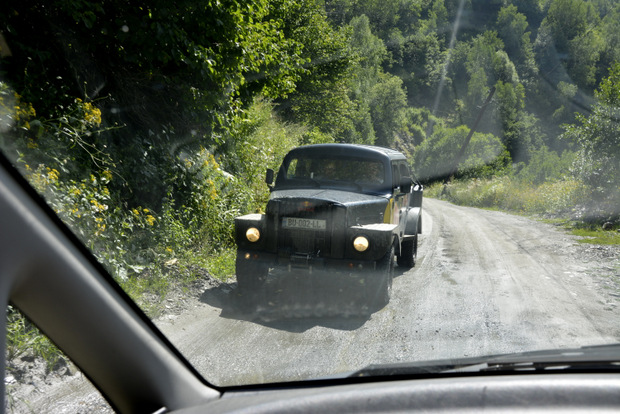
xmin=397 ymin=234 xmax=417 ymax=268
xmin=366 ymin=244 xmax=394 ymax=309
xmin=236 ymin=253 xmax=269 ymax=295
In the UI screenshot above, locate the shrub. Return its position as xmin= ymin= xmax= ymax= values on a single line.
xmin=435 ymin=175 xmax=588 ymax=215
xmin=516 ymin=146 xmax=576 ymax=185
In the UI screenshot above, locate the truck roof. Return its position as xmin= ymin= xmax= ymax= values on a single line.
xmin=286 ymin=144 xmax=407 ymax=161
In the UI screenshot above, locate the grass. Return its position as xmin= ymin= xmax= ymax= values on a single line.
xmin=571 ymin=228 xmax=620 ymax=245
xmin=543 ymin=218 xmax=620 ymax=245
xmin=118 ymin=245 xmax=236 ymax=318
xmin=5 ymin=243 xmax=238 ymax=376
xmin=429 ymin=176 xmax=620 ymax=246
xmin=203 ymin=247 xmax=237 ymax=281
xmin=428 ymin=176 xmax=589 ymax=215
xmin=6 ymin=306 xmax=66 ymax=373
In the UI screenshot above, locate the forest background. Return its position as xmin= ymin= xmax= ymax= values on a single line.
xmin=1 ymin=0 xmax=620 ymax=316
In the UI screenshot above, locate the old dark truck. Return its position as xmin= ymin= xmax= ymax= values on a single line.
xmin=234 ymin=144 xmax=423 ymax=309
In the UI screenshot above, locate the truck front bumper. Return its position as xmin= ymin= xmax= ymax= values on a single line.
xmin=237 ymin=249 xmax=379 ymax=275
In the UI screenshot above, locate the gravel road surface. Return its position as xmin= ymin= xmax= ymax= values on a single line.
xmin=7 ymin=198 xmax=620 ymax=411
xmin=157 ymin=198 xmax=620 ymax=386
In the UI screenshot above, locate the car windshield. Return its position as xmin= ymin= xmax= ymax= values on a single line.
xmin=1 ymin=0 xmax=619 ymax=403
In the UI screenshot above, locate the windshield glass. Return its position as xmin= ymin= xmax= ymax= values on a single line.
xmin=2 ymin=0 xmax=619 ymax=395
xmin=281 ymin=156 xmax=387 ymax=190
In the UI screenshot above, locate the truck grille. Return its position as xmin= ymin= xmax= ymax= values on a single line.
xmin=278 ymin=200 xmax=332 ymax=255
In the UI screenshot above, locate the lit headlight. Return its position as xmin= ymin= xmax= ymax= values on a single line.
xmin=246 ymin=227 xmax=261 ymax=242
xmin=353 ymin=236 xmax=369 ymax=252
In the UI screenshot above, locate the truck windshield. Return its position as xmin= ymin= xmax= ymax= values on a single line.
xmin=285 ymin=157 xmax=386 ymax=186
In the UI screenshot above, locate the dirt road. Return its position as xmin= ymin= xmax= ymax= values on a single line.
xmin=8 ymin=198 xmax=620 ymax=411
xmin=156 ymin=198 xmax=620 ymax=386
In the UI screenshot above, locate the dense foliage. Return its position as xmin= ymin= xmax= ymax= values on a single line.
xmin=1 ymin=0 xmax=619 ymax=291
xmin=562 ymin=62 xmax=620 ymax=219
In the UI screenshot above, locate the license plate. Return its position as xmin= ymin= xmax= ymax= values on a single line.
xmin=282 ymin=217 xmax=326 ymax=230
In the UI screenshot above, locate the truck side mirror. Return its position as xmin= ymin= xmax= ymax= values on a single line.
xmin=400 ymin=176 xmax=412 ymax=193
xmin=265 ymin=168 xmax=275 ymax=186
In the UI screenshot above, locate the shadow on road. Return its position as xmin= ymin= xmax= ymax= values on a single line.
xmin=198 ymin=267 xmax=408 ymax=332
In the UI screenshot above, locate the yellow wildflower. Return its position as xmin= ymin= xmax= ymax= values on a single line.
xmin=83 ymin=102 xmax=102 ymax=125
xmin=95 ymin=223 xmax=106 ymax=236
xmin=90 ymin=199 xmax=107 ymax=212
xmin=46 ymin=168 xmax=59 ymax=182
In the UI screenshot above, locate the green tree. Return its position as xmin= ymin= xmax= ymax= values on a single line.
xmin=350 ymin=14 xmax=388 ymax=71
xmin=458 ymin=30 xmax=527 ymax=149
xmin=1 ymin=0 xmax=307 ymax=208
xmin=568 ymin=30 xmax=605 ymax=88
xmin=595 ymin=6 xmax=620 ymax=83
xmin=369 ymin=74 xmax=409 ymax=147
xmin=463 ymin=32 xmax=504 ymax=107
xmin=272 ymin=0 xmax=356 ymax=142
xmin=413 ymin=125 xmax=510 ymax=182
xmin=391 ymin=31 xmax=444 ymax=108
xmin=493 ymin=80 xmax=528 ymax=161
xmin=345 ymin=14 xmax=388 ymax=144
xmin=496 ymin=4 xmax=537 ymax=83
xmin=540 ymin=0 xmax=590 ymax=54
xmin=349 ymin=0 xmax=404 ymax=39
xmin=418 ymin=0 xmax=449 ymax=36
xmin=535 ymin=0 xmax=603 ymax=90
xmin=324 ymin=0 xmax=353 ymax=27
xmin=563 ymin=62 xmax=620 ymax=217
xmin=512 ymin=0 xmax=544 ymax=29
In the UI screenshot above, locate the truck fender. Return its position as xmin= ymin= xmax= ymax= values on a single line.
xmin=405 ymin=207 xmax=422 ymax=236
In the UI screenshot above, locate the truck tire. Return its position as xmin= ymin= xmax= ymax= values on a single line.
xmin=366 ymin=244 xmax=394 ymax=309
xmin=236 ymin=254 xmax=268 ymax=295
xmin=397 ymin=234 xmax=417 ymax=268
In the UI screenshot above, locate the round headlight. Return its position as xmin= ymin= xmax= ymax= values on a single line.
xmin=353 ymin=236 xmax=369 ymax=252
xmin=246 ymin=227 xmax=261 ymax=242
